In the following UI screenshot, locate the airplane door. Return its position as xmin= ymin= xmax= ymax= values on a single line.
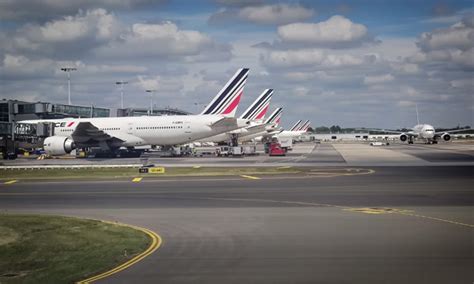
xmin=127 ymin=122 xmax=134 ymax=135
xmin=184 ymin=121 xmax=192 ymax=140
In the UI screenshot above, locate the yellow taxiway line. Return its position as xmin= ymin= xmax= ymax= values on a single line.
xmin=132 ymin=177 xmax=143 ymax=183
xmin=4 ymin=180 xmax=17 ymax=185
xmin=77 ymin=222 xmax=162 ymax=284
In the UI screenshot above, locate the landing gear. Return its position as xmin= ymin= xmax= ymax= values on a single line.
xmin=432 ymin=140 xmax=438 ymax=144
xmin=408 ymin=137 xmax=414 ymax=144
xmin=230 ymin=134 xmax=239 ymax=147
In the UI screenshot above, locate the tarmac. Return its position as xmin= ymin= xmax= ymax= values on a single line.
xmin=1 ymin=141 xmax=473 ymax=283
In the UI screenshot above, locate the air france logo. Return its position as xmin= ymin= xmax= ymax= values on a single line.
xmin=55 ymin=122 xmax=75 ymax=128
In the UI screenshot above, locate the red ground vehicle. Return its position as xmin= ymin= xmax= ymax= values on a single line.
xmin=268 ymin=142 xmax=286 ymax=156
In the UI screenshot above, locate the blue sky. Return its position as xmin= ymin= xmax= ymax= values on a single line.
xmin=0 ymin=0 xmax=473 ymax=129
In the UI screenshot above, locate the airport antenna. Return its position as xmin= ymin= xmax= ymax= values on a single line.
xmin=61 ymin=67 xmax=77 ymax=105
xmin=415 ymin=104 xmax=420 ymax=125
xmin=116 ymin=81 xmax=128 ymax=109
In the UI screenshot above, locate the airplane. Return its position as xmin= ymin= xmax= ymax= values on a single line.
xmin=22 ymin=68 xmax=251 ymax=156
xmin=245 ymin=107 xmax=284 ymax=142
xmin=365 ymin=106 xmax=469 ymax=144
xmin=277 ymin=119 xmax=311 ymax=139
xmin=198 ymin=88 xmax=274 ymax=144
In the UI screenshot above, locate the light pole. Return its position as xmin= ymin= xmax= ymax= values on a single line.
xmin=60 ymin=67 xmax=77 ymax=105
xmin=116 ymin=81 xmax=128 ymax=109
xmin=145 ymin=89 xmax=156 ymax=115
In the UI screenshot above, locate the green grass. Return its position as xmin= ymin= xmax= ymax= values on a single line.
xmin=0 ymin=214 xmax=151 ymax=284
xmin=0 ymin=167 xmax=303 ymax=181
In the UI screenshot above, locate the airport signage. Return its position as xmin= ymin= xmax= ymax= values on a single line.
xmin=138 ymin=167 xmax=165 ymax=174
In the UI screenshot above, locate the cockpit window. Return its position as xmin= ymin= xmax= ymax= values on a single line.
xmin=426 ymin=129 xmax=434 ymax=132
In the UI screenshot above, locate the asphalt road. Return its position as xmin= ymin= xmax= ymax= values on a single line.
xmin=1 ymin=166 xmax=473 ymax=284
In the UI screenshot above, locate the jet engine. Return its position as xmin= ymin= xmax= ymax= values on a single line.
xmin=441 ymin=133 xmax=451 ymax=141
xmin=399 ymin=133 xmax=408 ymax=142
xmin=43 ymin=136 xmax=76 ymax=155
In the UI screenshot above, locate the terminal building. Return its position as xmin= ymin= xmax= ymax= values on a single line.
xmin=0 ymin=99 xmax=111 ymax=158
xmin=116 ymin=107 xmax=190 ymax=117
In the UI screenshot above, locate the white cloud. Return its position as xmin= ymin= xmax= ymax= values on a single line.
xmin=1 ymin=9 xmax=121 ymax=58
xmin=390 ymin=62 xmax=420 ymax=74
xmin=209 ymin=4 xmax=313 ymax=26
xmin=0 ymin=0 xmax=162 ymax=21
xmin=277 ymin=15 xmax=369 ymax=46
xmin=95 ymin=21 xmax=231 ymax=60
xmin=410 ymin=15 xmax=474 ymax=70
xmin=363 ymin=74 xmax=395 ymax=85
xmin=450 ymin=78 xmax=474 ymax=89
xmin=136 ymin=75 xmax=184 ymax=93
xmin=238 ymin=4 xmax=313 ymax=25
xmin=293 ymin=86 xmax=310 ymax=97
xmin=261 ymin=48 xmax=366 ymax=69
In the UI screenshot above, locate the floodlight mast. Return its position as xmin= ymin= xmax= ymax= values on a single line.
xmin=60 ymin=67 xmax=77 ymax=105
xmin=116 ymin=81 xmax=128 ymax=109
xmin=145 ymin=89 xmax=156 ymax=116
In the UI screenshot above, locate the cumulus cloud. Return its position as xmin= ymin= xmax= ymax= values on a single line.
xmin=0 ymin=0 xmax=163 ymax=22
xmin=410 ymin=14 xmax=474 ymax=70
xmin=277 ymin=15 xmax=371 ymax=47
xmin=363 ymin=74 xmax=395 ymax=85
xmin=1 ymin=9 xmax=121 ymax=58
xmin=94 ymin=21 xmax=232 ymax=60
xmin=209 ymin=4 xmax=313 ymax=26
xmin=136 ymin=75 xmax=184 ymax=93
xmin=238 ymin=4 xmax=314 ymax=25
xmin=261 ymin=48 xmax=367 ymax=69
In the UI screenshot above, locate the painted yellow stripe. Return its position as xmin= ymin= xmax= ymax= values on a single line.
xmin=192 ymin=166 xmax=201 ymax=169
xmin=77 ymin=222 xmax=162 ymax=283
xmin=4 ymin=180 xmax=17 ymax=185
xmin=132 ymin=177 xmax=142 ymax=183
xmin=240 ymin=175 xmax=261 ymax=180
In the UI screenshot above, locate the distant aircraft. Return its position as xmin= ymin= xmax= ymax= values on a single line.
xmin=199 ymin=88 xmax=274 ymax=144
xmin=22 ymin=68 xmax=251 ymax=155
xmin=368 ymin=106 xmax=469 ymax=144
xmin=243 ymin=107 xmax=284 ymax=142
xmin=277 ymin=119 xmax=311 ymax=139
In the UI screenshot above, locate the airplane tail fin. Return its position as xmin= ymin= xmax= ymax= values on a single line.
xmin=290 ymin=120 xmax=302 ymax=131
xmin=201 ymin=68 xmax=250 ymax=117
xmin=239 ymin=89 xmax=273 ymax=120
xmin=297 ymin=120 xmax=310 ymax=131
xmin=264 ymin=107 xmax=283 ymax=126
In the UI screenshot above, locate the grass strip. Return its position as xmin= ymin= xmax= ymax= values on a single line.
xmin=0 ymin=214 xmax=150 ymax=284
xmin=0 ymin=167 xmax=303 ymax=180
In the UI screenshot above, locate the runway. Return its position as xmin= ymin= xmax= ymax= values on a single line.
xmin=1 ymin=166 xmax=472 ymax=283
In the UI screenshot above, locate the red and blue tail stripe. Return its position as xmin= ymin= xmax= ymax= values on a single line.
xmin=201 ymin=68 xmax=249 ymax=116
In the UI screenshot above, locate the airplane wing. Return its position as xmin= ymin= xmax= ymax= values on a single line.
xmin=357 ymin=128 xmax=403 ymax=134
xmin=434 ymin=128 xmax=472 ymax=136
xmin=209 ymin=117 xmax=238 ymax=129
xmin=245 ymin=124 xmax=267 ymax=133
xmin=71 ymin=122 xmax=124 ymax=146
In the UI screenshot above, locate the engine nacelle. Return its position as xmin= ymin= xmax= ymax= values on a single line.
xmin=399 ymin=133 xmax=408 ymax=142
xmin=441 ymin=133 xmax=451 ymax=141
xmin=43 ymin=136 xmax=76 ymax=155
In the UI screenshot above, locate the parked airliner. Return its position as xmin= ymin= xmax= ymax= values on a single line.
xmin=22 ymin=68 xmax=251 ymax=155
xmin=199 ymin=88 xmax=273 ymax=144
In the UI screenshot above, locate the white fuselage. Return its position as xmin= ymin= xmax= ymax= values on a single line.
xmin=24 ymin=115 xmax=246 ymax=147
xmin=412 ymin=124 xmax=435 ymax=140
